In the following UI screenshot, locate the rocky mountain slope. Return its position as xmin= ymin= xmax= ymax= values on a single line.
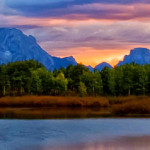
xmin=0 ymin=28 xmax=77 ymax=70
xmin=117 ymin=48 xmax=150 ymax=66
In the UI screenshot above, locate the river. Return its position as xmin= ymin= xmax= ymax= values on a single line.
xmin=0 ymin=119 xmax=150 ymax=150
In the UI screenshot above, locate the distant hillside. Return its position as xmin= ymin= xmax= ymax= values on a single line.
xmin=85 ymin=65 xmax=94 ymax=72
xmin=1 ymin=28 xmax=150 ymax=71
xmin=95 ymin=62 xmax=112 ymax=71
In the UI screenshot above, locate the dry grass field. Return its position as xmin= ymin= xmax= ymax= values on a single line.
xmin=0 ymin=96 xmax=150 ymax=118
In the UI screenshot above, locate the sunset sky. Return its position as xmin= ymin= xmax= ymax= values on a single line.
xmin=1 ymin=0 xmax=150 ymax=67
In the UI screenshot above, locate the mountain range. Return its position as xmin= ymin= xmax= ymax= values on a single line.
xmin=0 ymin=28 xmax=150 ymax=71
xmin=95 ymin=62 xmax=113 ymax=71
xmin=117 ymin=48 xmax=150 ymax=66
xmin=0 ymin=28 xmax=77 ymax=71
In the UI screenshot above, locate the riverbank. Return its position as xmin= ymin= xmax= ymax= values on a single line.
xmin=0 ymin=96 xmax=150 ymax=118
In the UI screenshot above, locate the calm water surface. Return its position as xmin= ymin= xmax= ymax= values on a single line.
xmin=1 ymin=119 xmax=150 ymax=150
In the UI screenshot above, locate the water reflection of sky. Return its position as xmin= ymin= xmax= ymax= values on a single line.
xmin=0 ymin=119 xmax=150 ymax=150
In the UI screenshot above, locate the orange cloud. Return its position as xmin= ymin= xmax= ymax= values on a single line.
xmin=47 ymin=47 xmax=131 ymax=67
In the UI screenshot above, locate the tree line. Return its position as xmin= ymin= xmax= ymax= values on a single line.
xmin=0 ymin=60 xmax=150 ymax=97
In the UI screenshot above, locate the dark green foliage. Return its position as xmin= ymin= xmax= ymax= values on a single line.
xmin=0 ymin=60 xmax=150 ymax=96
xmin=101 ymin=67 xmax=112 ymax=95
xmin=0 ymin=60 xmax=55 ymax=96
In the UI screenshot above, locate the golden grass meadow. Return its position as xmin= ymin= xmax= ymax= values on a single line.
xmin=0 ymin=95 xmax=150 ymax=118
